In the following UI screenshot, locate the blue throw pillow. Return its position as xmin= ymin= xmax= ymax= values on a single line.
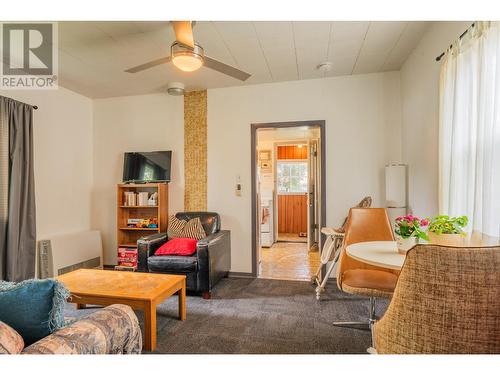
xmin=0 ymin=279 xmax=69 ymax=345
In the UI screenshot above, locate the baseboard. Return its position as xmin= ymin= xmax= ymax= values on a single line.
xmin=228 ymin=271 xmax=255 ymax=278
xmin=103 ymin=266 xmax=254 ymax=278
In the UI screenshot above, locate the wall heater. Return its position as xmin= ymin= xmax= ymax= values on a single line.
xmin=37 ymin=230 xmax=103 ymax=278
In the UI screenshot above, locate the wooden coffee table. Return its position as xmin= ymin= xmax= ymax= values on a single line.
xmin=57 ymin=269 xmax=186 ymax=351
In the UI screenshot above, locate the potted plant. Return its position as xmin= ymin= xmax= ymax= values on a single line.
xmin=427 ymin=215 xmax=468 ymax=246
xmin=394 ymin=215 xmax=429 ymax=254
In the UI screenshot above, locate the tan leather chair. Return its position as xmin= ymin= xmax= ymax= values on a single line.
xmin=313 ymin=196 xmax=372 ymax=299
xmin=373 ymin=244 xmax=500 ymax=354
xmin=334 ymin=208 xmax=399 ymax=334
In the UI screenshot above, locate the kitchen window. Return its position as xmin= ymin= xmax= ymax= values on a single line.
xmin=277 ymin=161 xmax=308 ymax=194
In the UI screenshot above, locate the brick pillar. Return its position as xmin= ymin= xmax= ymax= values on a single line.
xmin=184 ymin=90 xmax=207 ymax=211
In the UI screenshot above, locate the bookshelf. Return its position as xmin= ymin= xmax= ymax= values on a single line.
xmin=116 ymin=183 xmax=168 ymax=255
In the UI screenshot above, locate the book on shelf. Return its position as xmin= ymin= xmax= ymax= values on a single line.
xmin=118 ymin=246 xmax=138 ymax=268
xmin=118 ymin=261 xmax=137 ymax=267
xmin=118 ymin=247 xmax=138 ymax=254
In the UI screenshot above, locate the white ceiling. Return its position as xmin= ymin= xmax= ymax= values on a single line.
xmin=56 ymin=21 xmax=430 ymax=98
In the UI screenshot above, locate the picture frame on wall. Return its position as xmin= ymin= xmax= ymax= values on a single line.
xmin=259 ymin=150 xmax=271 ymax=161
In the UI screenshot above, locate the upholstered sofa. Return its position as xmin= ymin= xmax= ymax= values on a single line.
xmin=0 ymin=304 xmax=142 ymax=354
xmin=137 ymin=212 xmax=231 ymax=299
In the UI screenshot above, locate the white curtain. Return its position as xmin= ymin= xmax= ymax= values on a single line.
xmin=439 ymin=22 xmax=500 ymax=236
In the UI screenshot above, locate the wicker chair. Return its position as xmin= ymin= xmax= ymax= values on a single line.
xmin=333 ymin=208 xmax=399 ymax=341
xmin=373 ymin=244 xmax=500 ymax=354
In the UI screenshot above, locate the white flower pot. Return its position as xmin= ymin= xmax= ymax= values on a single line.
xmin=396 ymin=236 xmax=417 ymax=254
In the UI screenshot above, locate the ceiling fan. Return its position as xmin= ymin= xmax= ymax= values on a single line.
xmin=125 ymin=21 xmax=251 ymax=81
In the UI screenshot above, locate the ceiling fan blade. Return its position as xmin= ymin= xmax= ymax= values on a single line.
xmin=172 ymin=21 xmax=194 ymax=48
xmin=125 ymin=56 xmax=171 ymax=73
xmin=204 ymin=56 xmax=251 ymax=81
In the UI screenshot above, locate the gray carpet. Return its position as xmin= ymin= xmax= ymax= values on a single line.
xmin=65 ymin=277 xmax=388 ymax=354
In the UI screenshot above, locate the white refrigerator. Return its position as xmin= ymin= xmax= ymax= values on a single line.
xmin=260 ymin=196 xmax=274 ymax=247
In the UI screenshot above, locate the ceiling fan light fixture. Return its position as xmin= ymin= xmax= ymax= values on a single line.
xmin=167 ymin=82 xmax=185 ymax=96
xmin=171 ymin=42 xmax=204 ymax=72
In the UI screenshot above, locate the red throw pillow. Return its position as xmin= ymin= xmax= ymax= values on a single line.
xmin=155 ymin=238 xmax=198 ymax=256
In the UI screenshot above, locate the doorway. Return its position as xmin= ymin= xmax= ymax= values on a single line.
xmin=251 ymin=121 xmax=326 ymax=280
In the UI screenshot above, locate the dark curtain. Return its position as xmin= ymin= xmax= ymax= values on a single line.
xmin=0 ymin=96 xmax=36 ymax=281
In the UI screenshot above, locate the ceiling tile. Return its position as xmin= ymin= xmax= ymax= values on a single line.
xmin=353 ymin=51 xmax=389 ymax=74
xmin=253 ymin=22 xmax=297 ymax=81
xmin=133 ymin=21 xmax=167 ymax=34
xmin=212 ymin=21 xmax=256 ymax=39
xmin=293 ymin=21 xmax=331 ymax=79
xmin=361 ymin=22 xmax=407 ymax=54
xmin=93 ymin=22 xmax=141 ymax=39
xmin=382 ymin=21 xmax=430 ymax=71
xmin=327 ymin=56 xmax=356 ymax=77
xmin=58 ymin=22 xmax=108 ymax=45
xmin=60 ymin=36 xmax=129 ymax=71
xmin=212 ymin=21 xmax=272 ymax=81
xmin=192 ymin=22 xmax=237 ymax=67
xmin=353 ymin=21 xmax=407 ymax=74
xmin=114 ymin=33 xmax=170 ymax=69
xmin=328 ymin=21 xmax=369 ymax=76
xmin=136 ymin=26 xmax=176 ymax=51
xmin=55 ymin=21 xmax=431 ymax=98
xmin=330 ymin=21 xmax=370 ymax=46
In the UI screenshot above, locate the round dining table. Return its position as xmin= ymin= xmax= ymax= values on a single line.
xmin=346 ymin=232 xmax=500 ymax=271
xmin=346 ymin=241 xmax=404 ymax=270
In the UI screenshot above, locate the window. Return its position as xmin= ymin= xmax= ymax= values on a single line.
xmin=277 ymin=161 xmax=308 ymax=193
xmin=439 ymin=22 xmax=500 ymax=236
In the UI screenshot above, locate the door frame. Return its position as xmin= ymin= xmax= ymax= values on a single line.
xmin=273 ymin=140 xmax=308 ymax=243
xmin=308 ymin=138 xmax=320 ymax=250
xmin=251 ymin=120 xmax=326 ymax=277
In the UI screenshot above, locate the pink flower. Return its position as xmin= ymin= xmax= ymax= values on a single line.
xmin=420 ymin=219 xmax=429 ymax=226
xmin=396 ymin=216 xmax=403 ymax=221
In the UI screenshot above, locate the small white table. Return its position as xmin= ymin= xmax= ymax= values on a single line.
xmin=346 ymin=241 xmax=404 ymax=270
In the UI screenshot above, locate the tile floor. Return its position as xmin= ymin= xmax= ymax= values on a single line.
xmin=259 ymin=241 xmax=320 ymax=281
xmin=276 ymin=232 xmax=307 ymax=243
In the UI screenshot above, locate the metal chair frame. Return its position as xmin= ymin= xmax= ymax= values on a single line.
xmin=311 ymin=227 xmax=344 ymax=300
xmin=311 ymin=196 xmax=372 ymax=300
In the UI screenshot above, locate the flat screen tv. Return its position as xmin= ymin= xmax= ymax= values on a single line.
xmin=123 ymin=151 xmax=172 ymax=183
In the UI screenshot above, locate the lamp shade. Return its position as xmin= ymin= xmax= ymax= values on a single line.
xmin=171 ymin=42 xmax=204 ymax=72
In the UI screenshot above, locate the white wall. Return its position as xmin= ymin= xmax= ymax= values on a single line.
xmin=400 ymin=21 xmax=471 ymax=217
xmin=0 ymin=87 xmax=93 ymax=240
xmin=208 ymin=72 xmax=402 ymax=273
xmin=92 ymin=94 xmax=184 ymax=264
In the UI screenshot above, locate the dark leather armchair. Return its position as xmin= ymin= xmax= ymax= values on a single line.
xmin=137 ymin=212 xmax=231 ymax=299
